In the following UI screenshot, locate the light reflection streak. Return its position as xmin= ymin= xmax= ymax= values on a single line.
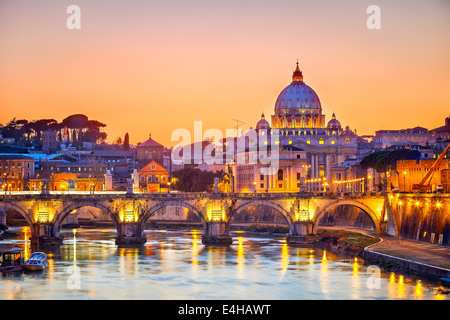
xmin=191 ymin=230 xmax=199 ymax=266
xmin=319 ymin=250 xmax=329 ymax=298
xmin=351 ymin=257 xmax=359 ymax=299
xmin=237 ymin=237 xmax=245 ymax=279
xmin=415 ymin=280 xmax=423 ymax=297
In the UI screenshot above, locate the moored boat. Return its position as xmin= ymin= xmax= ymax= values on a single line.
xmin=0 ymin=247 xmax=24 ymax=273
xmin=24 ymin=252 xmax=48 ymax=271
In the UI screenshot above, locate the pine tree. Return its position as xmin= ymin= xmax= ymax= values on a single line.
xmin=123 ymin=133 xmax=130 ymax=150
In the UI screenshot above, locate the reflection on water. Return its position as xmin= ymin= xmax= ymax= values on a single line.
xmin=0 ymin=227 xmax=447 ymax=300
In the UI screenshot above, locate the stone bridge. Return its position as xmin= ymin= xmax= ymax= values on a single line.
xmin=1 ymin=191 xmax=445 ymax=246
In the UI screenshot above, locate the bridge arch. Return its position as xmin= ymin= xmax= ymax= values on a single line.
xmin=313 ymin=200 xmax=381 ymax=234
xmin=229 ymin=200 xmax=294 ymax=229
xmin=0 ymin=203 xmax=35 ymax=236
xmin=53 ymin=202 xmax=119 ymax=237
xmin=141 ymin=200 xmax=206 ymax=226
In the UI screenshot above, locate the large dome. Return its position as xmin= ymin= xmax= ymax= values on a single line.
xmin=274 ymin=63 xmax=321 ymax=114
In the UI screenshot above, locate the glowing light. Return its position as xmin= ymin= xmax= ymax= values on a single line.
xmin=352 ymin=256 xmax=359 ymax=277
xmin=415 ymin=201 xmax=420 ymax=206
xmin=281 ymin=239 xmax=289 ymax=272
xmin=436 ymin=202 xmax=441 ymax=208
xmin=414 ymin=280 xmax=423 ymax=296
xmin=237 ymin=237 xmax=244 ymax=266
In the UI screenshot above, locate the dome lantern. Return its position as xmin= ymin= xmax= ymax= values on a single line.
xmin=292 ymin=61 xmax=303 ymax=82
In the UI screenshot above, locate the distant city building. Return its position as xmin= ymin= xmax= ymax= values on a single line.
xmin=136 ymin=134 xmax=165 ymax=167
xmin=0 ymin=154 xmax=35 ymax=191
xmin=42 ymin=129 xmax=58 ymax=154
xmin=374 ymin=126 xmax=431 ymax=148
xmin=430 ymin=116 xmax=450 ymax=142
xmin=0 ymin=134 xmax=15 ymax=146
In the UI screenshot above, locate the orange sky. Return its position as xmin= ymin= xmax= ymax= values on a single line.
xmin=1 ymin=0 xmax=449 ymax=147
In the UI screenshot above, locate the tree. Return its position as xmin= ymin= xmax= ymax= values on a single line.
xmin=171 ymin=167 xmax=229 ymax=192
xmin=361 ymin=148 xmax=420 ymax=173
xmin=113 ymin=137 xmax=123 ymax=145
xmin=123 ymin=133 xmax=130 ymax=150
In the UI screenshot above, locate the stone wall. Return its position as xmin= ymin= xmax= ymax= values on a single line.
xmin=230 ymin=205 xmax=288 ymax=225
xmin=393 ymin=196 xmax=449 ymax=246
xmin=318 ymin=205 xmax=375 ymax=230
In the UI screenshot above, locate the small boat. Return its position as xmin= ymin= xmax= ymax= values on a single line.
xmin=0 ymin=247 xmax=24 ymax=273
xmin=24 ymin=252 xmax=48 ymax=271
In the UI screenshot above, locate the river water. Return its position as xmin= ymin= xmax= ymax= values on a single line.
xmin=0 ymin=227 xmax=447 ymax=300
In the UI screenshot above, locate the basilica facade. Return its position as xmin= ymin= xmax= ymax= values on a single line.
xmin=270 ymin=62 xmax=360 ymax=182
xmin=232 ymin=62 xmax=363 ymax=193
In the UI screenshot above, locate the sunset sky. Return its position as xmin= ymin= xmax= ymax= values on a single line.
xmin=1 ymin=0 xmax=449 ymax=147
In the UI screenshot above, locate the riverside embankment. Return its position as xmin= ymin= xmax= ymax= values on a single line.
xmin=317 ymin=227 xmax=450 ymax=282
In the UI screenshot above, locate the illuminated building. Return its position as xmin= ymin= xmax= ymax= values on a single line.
xmin=28 ymin=172 xmax=104 ymax=192
xmin=394 ymin=158 xmax=450 ymax=192
xmin=137 ymin=160 xmax=169 ymax=192
xmin=268 ymin=62 xmax=362 ymax=187
xmin=0 ymin=154 xmax=35 ymax=191
xmin=232 ymin=144 xmax=308 ymax=193
xmin=442 ymin=169 xmax=450 ymax=193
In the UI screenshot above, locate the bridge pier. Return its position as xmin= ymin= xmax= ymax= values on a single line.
xmin=202 ymin=221 xmax=232 ymax=245
xmin=115 ymin=222 xmax=146 ymax=245
xmin=30 ymin=222 xmax=64 ymax=246
xmin=286 ymin=221 xmax=317 ymax=245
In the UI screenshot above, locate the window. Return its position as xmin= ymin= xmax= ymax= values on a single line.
xmin=155 ymin=176 xmax=159 ymax=183
xmin=307 ymin=140 xmax=311 ymax=144
xmin=297 ymin=154 xmax=300 ymax=158
xmin=277 ymin=169 xmax=283 ymax=181
xmin=319 ymin=140 xmax=324 ymax=145
xmin=260 ymin=183 xmax=264 ymax=188
xmin=331 ymin=140 xmax=335 ymax=145
xmin=260 ymin=174 xmax=264 ymax=181
xmin=297 ymin=173 xmax=301 ymax=180
xmin=345 ymin=138 xmax=350 ymax=144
